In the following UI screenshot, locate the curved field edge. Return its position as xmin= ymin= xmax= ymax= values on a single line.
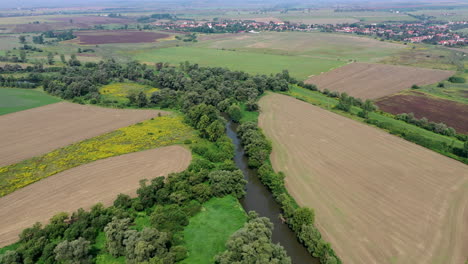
xmin=0 ymin=145 xmax=192 ymax=247
xmin=0 ymin=88 xmax=62 ymax=116
xmin=258 ymin=93 xmax=468 ymax=264
xmin=0 ymin=114 xmax=195 ymax=197
xmin=180 ymin=195 xmax=247 ymax=264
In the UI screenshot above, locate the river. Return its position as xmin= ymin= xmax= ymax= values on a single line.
xmin=225 ymin=120 xmax=319 ymax=264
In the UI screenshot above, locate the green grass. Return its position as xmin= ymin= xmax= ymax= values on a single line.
xmin=285 ymin=86 xmax=465 ymax=150
xmin=99 ymin=82 xmax=159 ymax=105
xmin=0 ymin=88 xmax=62 ymax=115
xmin=0 ymin=243 xmax=19 ymax=255
xmin=180 ymin=195 xmax=247 ymax=264
xmin=418 ymin=72 xmax=468 ymax=104
xmin=131 ymin=46 xmax=344 ymax=80
xmin=239 ymin=103 xmax=259 ymax=123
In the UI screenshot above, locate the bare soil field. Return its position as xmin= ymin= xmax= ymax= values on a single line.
xmin=0 ymin=146 xmax=191 ymax=247
xmin=306 ymin=62 xmax=454 ymax=99
xmin=69 ymin=30 xmax=170 ymax=45
xmin=259 ymin=93 xmax=468 ymax=264
xmin=0 ymin=102 xmax=165 ymax=166
xmin=376 ymin=91 xmax=468 ymax=134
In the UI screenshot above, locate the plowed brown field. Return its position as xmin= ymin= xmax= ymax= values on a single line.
xmin=305 ymin=62 xmax=454 ymax=99
xmin=0 ymin=102 xmax=165 ymax=166
xmin=0 ymin=146 xmax=191 ymax=247
xmin=259 ymin=93 xmax=468 ymax=264
xmin=376 ymin=91 xmax=468 ymax=134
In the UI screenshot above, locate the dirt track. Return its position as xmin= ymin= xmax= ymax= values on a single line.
xmin=306 ymin=62 xmax=454 ymax=99
xmin=259 ymin=93 xmax=468 ymax=264
xmin=0 ymin=102 xmax=165 ymax=167
xmin=0 ymin=146 xmax=191 ymax=247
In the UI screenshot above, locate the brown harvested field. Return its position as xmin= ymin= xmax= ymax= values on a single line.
xmin=306 ymin=62 xmax=454 ymax=99
xmin=0 ymin=102 xmax=165 ymax=167
xmin=69 ymin=30 xmax=170 ymax=45
xmin=376 ymin=91 xmax=468 ymax=134
xmin=0 ymin=146 xmax=191 ymax=247
xmin=259 ymin=93 xmax=468 ymax=264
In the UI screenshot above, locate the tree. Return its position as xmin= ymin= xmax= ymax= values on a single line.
xmin=209 ymin=170 xmax=247 ymax=198
xmin=0 ymin=250 xmax=21 ymax=264
xmin=47 ymin=52 xmax=54 ymax=65
xmin=19 ymin=50 xmax=27 ymax=62
xmin=114 ymin=194 xmax=132 ymax=209
xmin=289 ymin=207 xmax=315 ymax=232
xmin=19 ymin=36 xmax=26 ymax=44
xmin=137 ymin=91 xmax=148 ymax=107
xmin=54 ymin=237 xmax=92 ymax=264
xmin=104 ymin=218 xmax=132 ymax=257
xmin=215 ymin=212 xmax=291 ymax=264
xmin=150 ymin=204 xmax=188 ymax=232
xmin=206 ymin=120 xmax=225 ymax=141
xmin=227 ymin=104 xmax=242 ymax=122
xmin=124 ymin=228 xmax=170 ymax=264
xmin=60 ymin=54 xmax=66 ymax=64
xmin=68 ymin=54 xmax=81 ymax=66
xmin=336 ymin=93 xmax=352 ymax=112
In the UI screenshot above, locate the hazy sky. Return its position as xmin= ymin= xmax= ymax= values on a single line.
xmin=3 ymin=0 xmax=463 ymax=10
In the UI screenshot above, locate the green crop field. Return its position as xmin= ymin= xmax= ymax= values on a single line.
xmin=0 ymin=88 xmax=62 ymax=115
xmin=133 ymin=46 xmax=344 ymax=80
xmin=130 ymin=31 xmax=406 ymax=80
xmin=181 ymin=195 xmax=247 ymax=264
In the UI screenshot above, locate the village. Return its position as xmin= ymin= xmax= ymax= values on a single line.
xmin=151 ymin=17 xmax=468 ymax=46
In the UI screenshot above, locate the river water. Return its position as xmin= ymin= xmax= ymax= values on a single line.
xmin=225 ymin=120 xmax=319 ymax=264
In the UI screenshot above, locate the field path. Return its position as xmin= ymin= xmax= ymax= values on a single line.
xmin=306 ymin=63 xmax=454 ymax=99
xmin=0 ymin=102 xmax=166 ymax=166
xmin=0 ymin=146 xmax=191 ymax=247
xmin=259 ymin=93 xmax=468 ymax=264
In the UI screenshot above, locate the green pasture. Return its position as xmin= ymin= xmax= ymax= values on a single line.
xmin=0 ymin=88 xmax=61 ymax=115
xmin=132 ymin=46 xmax=344 ymax=80
xmin=197 ymin=32 xmax=404 ymax=62
xmin=181 ymin=195 xmax=246 ymax=264
xmin=418 ymin=72 xmax=468 ymax=104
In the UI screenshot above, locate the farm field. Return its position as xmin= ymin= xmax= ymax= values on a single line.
xmin=181 ymin=196 xmax=247 ymax=264
xmin=68 ymin=30 xmax=170 ymax=45
xmin=0 ymin=88 xmax=61 ymax=115
xmin=0 ymin=114 xmax=193 ymax=196
xmin=0 ymin=15 xmax=133 ymax=33
xmin=259 ymin=93 xmax=468 ymax=264
xmin=306 ymin=62 xmax=454 ymax=99
xmin=196 ymin=32 xmax=405 ymax=62
xmin=0 ymin=102 xmax=165 ymax=167
xmin=0 ymin=146 xmax=191 ymax=247
xmin=133 ymin=46 xmax=345 ymax=80
xmin=376 ymin=91 xmax=468 ymax=134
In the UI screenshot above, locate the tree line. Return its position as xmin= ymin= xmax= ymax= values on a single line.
xmin=237 ymin=122 xmax=342 ymax=264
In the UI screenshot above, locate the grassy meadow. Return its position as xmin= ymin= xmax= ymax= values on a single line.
xmin=0 ymin=88 xmax=62 ymax=115
xmin=181 ymin=195 xmax=246 ymax=264
xmin=131 ymin=32 xmax=407 ymax=80
xmin=0 ymin=115 xmax=194 ymax=196
xmin=132 ymin=46 xmax=344 ymax=80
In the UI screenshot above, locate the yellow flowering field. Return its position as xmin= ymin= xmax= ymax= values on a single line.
xmin=0 ymin=115 xmax=194 ymax=197
xmin=100 ymin=82 xmax=159 ymax=102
